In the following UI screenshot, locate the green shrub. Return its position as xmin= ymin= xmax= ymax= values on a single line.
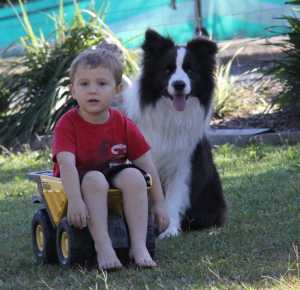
xmin=0 ymin=0 xmax=138 ymax=146
xmin=272 ymin=0 xmax=300 ymax=109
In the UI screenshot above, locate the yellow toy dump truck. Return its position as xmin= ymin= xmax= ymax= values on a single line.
xmin=29 ymin=170 xmax=155 ymax=268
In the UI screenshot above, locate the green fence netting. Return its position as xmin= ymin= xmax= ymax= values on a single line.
xmin=0 ymin=0 xmax=290 ymax=49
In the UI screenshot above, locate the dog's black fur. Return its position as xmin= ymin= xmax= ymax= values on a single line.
xmin=183 ymin=137 xmax=226 ymax=231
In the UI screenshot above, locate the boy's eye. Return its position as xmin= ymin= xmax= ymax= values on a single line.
xmin=98 ymin=81 xmax=107 ymax=86
xmin=79 ymin=81 xmax=88 ymax=86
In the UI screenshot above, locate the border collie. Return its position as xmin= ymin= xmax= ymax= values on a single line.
xmin=123 ymin=29 xmax=227 ymax=238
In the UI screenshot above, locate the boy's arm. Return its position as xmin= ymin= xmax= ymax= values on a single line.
xmin=132 ymin=151 xmax=169 ymax=232
xmin=57 ymin=152 xmax=89 ymax=229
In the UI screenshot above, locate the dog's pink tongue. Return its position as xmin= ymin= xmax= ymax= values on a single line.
xmin=173 ymin=95 xmax=186 ymax=111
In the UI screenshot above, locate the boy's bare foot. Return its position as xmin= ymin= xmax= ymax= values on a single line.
xmin=129 ymin=246 xmax=157 ymax=268
xmin=97 ymin=245 xmax=123 ymax=271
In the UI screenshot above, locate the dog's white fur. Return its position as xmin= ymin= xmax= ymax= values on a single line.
xmin=167 ymin=47 xmax=191 ymax=96
xmin=124 ymin=48 xmax=211 ymax=237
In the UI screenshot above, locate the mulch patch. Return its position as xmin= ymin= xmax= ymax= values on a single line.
xmin=211 ymin=107 xmax=300 ymax=132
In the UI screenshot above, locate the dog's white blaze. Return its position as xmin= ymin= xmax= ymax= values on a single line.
xmin=167 ymin=47 xmax=191 ymax=96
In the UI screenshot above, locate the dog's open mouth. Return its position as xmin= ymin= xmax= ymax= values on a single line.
xmin=171 ymin=94 xmax=188 ymax=111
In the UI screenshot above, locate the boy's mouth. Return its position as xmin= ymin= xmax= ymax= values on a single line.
xmin=87 ymin=99 xmax=100 ymax=103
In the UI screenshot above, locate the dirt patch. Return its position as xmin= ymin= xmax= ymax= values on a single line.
xmin=211 ymin=108 xmax=300 ymax=132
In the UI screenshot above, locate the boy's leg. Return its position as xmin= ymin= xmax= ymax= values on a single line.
xmin=113 ymin=167 xmax=156 ymax=267
xmin=81 ymin=170 xmax=122 ymax=270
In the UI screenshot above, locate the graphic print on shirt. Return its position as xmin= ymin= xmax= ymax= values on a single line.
xmin=109 ymin=144 xmax=127 ymax=167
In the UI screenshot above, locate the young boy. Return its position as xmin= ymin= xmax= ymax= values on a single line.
xmin=52 ymin=43 xmax=169 ymax=270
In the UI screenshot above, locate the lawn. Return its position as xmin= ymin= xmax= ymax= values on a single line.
xmin=0 ymin=144 xmax=300 ymax=290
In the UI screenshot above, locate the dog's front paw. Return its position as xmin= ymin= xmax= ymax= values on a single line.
xmin=158 ymin=226 xmax=180 ymax=239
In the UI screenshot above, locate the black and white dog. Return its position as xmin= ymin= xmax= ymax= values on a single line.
xmin=123 ymin=29 xmax=227 ymax=238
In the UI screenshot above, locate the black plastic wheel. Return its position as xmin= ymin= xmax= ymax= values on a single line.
xmin=56 ymin=218 xmax=95 ymax=268
xmin=32 ymin=209 xmax=57 ymax=264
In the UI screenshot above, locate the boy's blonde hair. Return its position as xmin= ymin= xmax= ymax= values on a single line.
xmin=70 ymin=41 xmax=124 ymax=84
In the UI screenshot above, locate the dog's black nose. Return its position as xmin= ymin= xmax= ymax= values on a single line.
xmin=172 ymin=80 xmax=186 ymax=92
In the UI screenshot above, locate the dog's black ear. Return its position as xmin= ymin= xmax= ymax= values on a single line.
xmin=142 ymin=29 xmax=174 ymax=54
xmin=195 ymin=27 xmax=210 ymax=38
xmin=187 ymin=37 xmax=218 ymax=56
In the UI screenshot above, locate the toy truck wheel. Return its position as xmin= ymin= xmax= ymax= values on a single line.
xmin=56 ymin=218 xmax=95 ymax=268
xmin=32 ymin=209 xmax=57 ymax=264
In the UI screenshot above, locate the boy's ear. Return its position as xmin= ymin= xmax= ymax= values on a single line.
xmin=116 ymin=82 xmax=123 ymax=95
xmin=113 ymin=82 xmax=124 ymax=105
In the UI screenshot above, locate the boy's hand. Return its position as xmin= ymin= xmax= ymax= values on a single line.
xmin=151 ymin=201 xmax=169 ymax=234
xmin=67 ymin=197 xmax=90 ymax=229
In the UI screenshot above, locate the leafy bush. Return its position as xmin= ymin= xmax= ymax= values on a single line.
xmin=272 ymin=0 xmax=300 ymax=109
xmin=0 ymin=0 xmax=138 ymax=146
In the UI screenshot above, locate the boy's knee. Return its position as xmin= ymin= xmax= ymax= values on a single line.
xmin=81 ymin=171 xmax=109 ymax=194
xmin=114 ymin=167 xmax=146 ymax=191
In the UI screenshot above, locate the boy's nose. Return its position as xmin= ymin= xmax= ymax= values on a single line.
xmin=88 ymin=85 xmax=98 ymax=93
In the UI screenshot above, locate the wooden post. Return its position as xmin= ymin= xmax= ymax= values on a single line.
xmin=170 ymin=0 xmax=176 ymax=9
xmin=194 ymin=0 xmax=203 ymax=36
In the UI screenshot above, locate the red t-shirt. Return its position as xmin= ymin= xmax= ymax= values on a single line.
xmin=52 ymin=107 xmax=150 ymax=177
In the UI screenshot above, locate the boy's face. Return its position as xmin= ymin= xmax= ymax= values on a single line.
xmin=70 ymin=64 xmax=122 ymax=121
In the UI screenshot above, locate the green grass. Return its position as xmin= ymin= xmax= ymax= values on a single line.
xmin=0 ymin=144 xmax=300 ymax=290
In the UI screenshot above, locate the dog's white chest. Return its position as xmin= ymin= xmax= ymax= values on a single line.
xmin=136 ymin=97 xmax=206 ymax=181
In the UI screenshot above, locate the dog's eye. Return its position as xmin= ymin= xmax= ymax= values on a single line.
xmin=164 ymin=65 xmax=175 ymax=74
xmin=184 ymin=65 xmax=193 ymax=74
xmin=165 ymin=68 xmax=172 ymax=74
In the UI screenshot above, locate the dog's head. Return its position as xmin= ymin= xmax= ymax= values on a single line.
xmin=140 ymin=29 xmax=217 ymax=112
